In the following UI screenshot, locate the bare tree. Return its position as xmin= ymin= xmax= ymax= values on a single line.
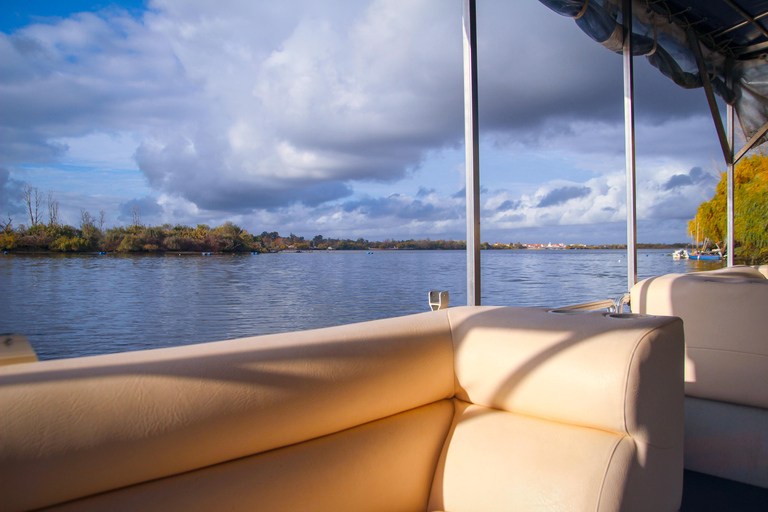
xmin=47 ymin=190 xmax=60 ymax=227
xmin=22 ymin=186 xmax=30 ymax=225
xmin=2 ymin=215 xmax=12 ymax=232
xmin=130 ymin=204 xmax=142 ymax=228
xmin=33 ymin=188 xmax=42 ymax=226
xmin=98 ymin=210 xmax=106 ymax=235
xmin=22 ymin=185 xmax=43 ymax=227
xmin=80 ymin=209 xmax=94 ymax=231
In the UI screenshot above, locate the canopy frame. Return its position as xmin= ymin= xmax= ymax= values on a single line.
xmin=463 ymin=0 xmax=481 ymax=305
xmin=623 ymin=0 xmax=638 ymax=289
xmin=688 ymin=29 xmax=736 ymax=265
xmin=462 ymin=1 xmax=768 ymax=302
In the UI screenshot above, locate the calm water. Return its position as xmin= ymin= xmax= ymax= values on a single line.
xmin=0 ymin=249 xmax=722 ymax=360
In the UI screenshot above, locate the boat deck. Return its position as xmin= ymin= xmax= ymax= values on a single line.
xmin=681 ymin=470 xmax=768 ymax=511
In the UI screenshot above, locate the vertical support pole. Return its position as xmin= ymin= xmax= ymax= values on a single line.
xmin=690 ymin=32 xmax=734 ymax=264
xmin=726 ymin=71 xmax=735 ymax=267
xmin=623 ymin=0 xmax=638 ymax=291
xmin=463 ymin=0 xmax=481 ymax=305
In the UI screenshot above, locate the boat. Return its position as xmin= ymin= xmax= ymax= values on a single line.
xmin=672 ymin=249 xmax=689 ymax=260
xmin=689 ymin=246 xmax=724 ymax=260
xmin=1 ymin=1 xmax=767 ymax=511
xmin=688 ymin=252 xmax=722 ymax=261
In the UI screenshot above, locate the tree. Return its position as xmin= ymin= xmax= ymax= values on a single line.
xmin=47 ymin=190 xmax=60 ymax=227
xmin=689 ymin=154 xmax=768 ymax=262
xmin=0 ymin=215 xmax=16 ymax=250
xmin=130 ymin=205 xmax=142 ymax=228
xmin=79 ymin=209 xmax=100 ymax=249
xmin=22 ymin=185 xmax=43 ymax=227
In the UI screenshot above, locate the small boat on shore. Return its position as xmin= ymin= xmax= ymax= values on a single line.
xmin=673 ymin=248 xmax=723 ymax=261
xmin=689 ymin=247 xmax=724 ymax=261
xmin=689 ymin=252 xmax=722 ymax=261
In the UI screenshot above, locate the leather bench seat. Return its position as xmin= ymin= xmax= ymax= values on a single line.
xmin=0 ymin=306 xmax=684 ymax=512
xmin=631 ymin=266 xmax=768 ymax=488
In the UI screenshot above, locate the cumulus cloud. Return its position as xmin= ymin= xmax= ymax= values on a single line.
xmin=416 ymin=186 xmax=435 ymax=197
xmin=537 ymin=186 xmax=591 ymax=207
xmin=118 ymin=196 xmax=163 ymax=224
xmin=663 ymin=173 xmax=694 ymax=190
xmin=0 ymin=12 xmax=199 ymax=157
xmin=498 ymin=200 xmax=521 ymax=211
xmin=662 ymin=166 xmax=717 ymax=190
xmin=0 ymin=0 xmax=726 ymax=243
xmin=341 ymin=193 xmax=459 ymax=221
xmin=123 ymin=0 xmax=468 ymax=211
xmin=0 ymin=168 xmax=25 ymax=217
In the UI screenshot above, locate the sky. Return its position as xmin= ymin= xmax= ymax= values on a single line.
xmin=0 ymin=0 xmax=733 ymax=244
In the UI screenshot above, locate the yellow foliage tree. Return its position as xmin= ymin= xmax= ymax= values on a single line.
xmin=689 ymin=154 xmax=768 ymax=263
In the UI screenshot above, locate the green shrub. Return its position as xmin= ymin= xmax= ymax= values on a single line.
xmin=117 ymin=234 xmax=142 ymax=252
xmin=0 ymin=231 xmax=18 ymax=250
xmin=51 ymin=236 xmax=88 ymax=252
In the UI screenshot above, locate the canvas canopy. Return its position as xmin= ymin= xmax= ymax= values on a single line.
xmin=461 ymin=0 xmax=767 ymax=301
xmin=539 ymin=0 xmax=768 ymax=150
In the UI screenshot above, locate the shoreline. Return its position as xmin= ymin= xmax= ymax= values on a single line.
xmin=3 ymin=244 xmax=689 ymax=256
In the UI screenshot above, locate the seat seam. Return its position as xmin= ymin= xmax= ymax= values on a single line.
xmin=595 ymin=435 xmax=628 ymax=512
xmin=623 ymin=323 xmax=682 ymax=450
xmin=622 ymin=324 xmax=669 ymax=437
xmin=445 ymin=308 xmax=458 ymax=398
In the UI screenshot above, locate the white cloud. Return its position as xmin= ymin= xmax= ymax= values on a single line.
xmin=0 ymin=0 xmax=726 ymax=243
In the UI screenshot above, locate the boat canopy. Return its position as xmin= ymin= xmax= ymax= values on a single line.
xmin=462 ymin=1 xmax=768 ymax=303
xmin=539 ymin=0 xmax=768 ymax=150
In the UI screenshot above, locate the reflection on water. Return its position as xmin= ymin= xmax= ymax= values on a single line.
xmin=0 ymin=250 xmax=722 ymax=360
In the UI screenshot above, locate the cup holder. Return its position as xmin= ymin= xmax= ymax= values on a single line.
xmin=703 ymin=278 xmax=759 ymax=284
xmin=606 ymin=313 xmax=654 ymax=319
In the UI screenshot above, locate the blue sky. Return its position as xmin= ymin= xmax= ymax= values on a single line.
xmin=1 ymin=0 xmax=730 ymax=243
xmin=1 ymin=1 xmax=147 ymax=32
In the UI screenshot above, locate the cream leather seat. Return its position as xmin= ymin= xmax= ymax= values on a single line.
xmin=0 ymin=306 xmax=684 ymax=512
xmin=631 ymin=266 xmax=768 ymax=488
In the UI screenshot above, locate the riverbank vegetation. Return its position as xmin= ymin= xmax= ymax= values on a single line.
xmin=0 ymin=215 xmax=687 ymax=254
xmin=1 ymin=214 xmax=264 ymax=254
xmin=0 ymin=185 xmax=693 ymax=254
xmin=689 ymin=154 xmax=768 ymax=263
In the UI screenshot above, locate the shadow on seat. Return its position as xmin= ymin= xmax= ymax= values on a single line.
xmin=1 ymin=305 xmax=684 ymax=512
xmin=631 ymin=265 xmax=768 ymax=491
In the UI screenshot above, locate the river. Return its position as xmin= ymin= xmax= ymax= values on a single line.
xmin=0 ymin=249 xmax=722 ymax=360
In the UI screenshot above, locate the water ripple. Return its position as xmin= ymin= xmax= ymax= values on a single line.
xmin=0 ymin=250 xmax=721 ymax=360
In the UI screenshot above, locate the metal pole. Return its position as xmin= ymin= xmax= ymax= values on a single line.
xmin=734 ymin=120 xmax=768 ymax=163
xmin=463 ymin=0 xmax=481 ymax=305
xmin=689 ymin=30 xmax=732 ymax=169
xmin=690 ymin=34 xmax=735 ymax=264
xmin=726 ymin=65 xmax=735 ymax=267
xmin=726 ymin=113 xmax=736 ymax=267
xmin=623 ymin=0 xmax=638 ymax=290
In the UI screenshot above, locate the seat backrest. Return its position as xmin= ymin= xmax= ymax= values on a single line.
xmin=0 ymin=306 xmax=685 ymax=512
xmin=630 ymin=267 xmax=768 ymax=488
xmin=429 ymin=306 xmax=685 ymax=512
xmin=630 ymin=266 xmax=768 ymax=408
xmin=0 ymin=311 xmax=456 ymax=512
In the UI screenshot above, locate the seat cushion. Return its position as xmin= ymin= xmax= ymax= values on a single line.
xmin=631 ymin=271 xmax=768 ymax=408
xmin=447 ymin=306 xmax=684 ymax=446
xmin=684 ymin=397 xmax=768 ymax=488
xmin=43 ymin=400 xmax=455 ymax=512
xmin=0 ymin=311 xmax=455 ymax=511
xmin=428 ymin=400 xmax=680 ymax=512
